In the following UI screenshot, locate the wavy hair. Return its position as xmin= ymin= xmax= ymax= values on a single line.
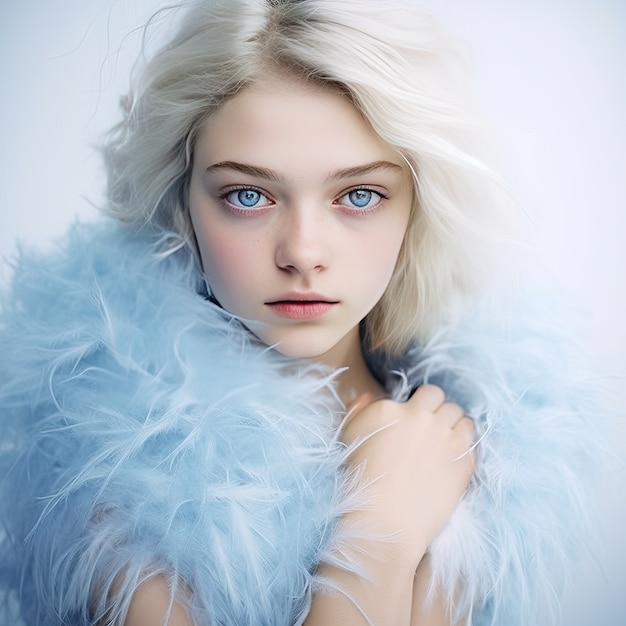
xmin=101 ymin=0 xmax=516 ymax=354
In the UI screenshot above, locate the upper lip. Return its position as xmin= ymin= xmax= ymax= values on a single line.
xmin=265 ymin=292 xmax=338 ymax=304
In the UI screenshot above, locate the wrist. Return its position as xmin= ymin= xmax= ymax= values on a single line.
xmin=335 ymin=511 xmax=428 ymax=574
xmin=310 ymin=544 xmax=418 ymax=625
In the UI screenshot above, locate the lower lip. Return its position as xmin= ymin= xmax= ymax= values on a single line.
xmin=267 ymin=301 xmax=335 ymax=320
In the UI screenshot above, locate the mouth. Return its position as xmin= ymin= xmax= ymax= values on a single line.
xmin=265 ymin=294 xmax=338 ymax=320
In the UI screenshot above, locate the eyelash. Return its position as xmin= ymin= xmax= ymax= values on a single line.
xmin=218 ymin=186 xmax=274 ymax=215
xmin=218 ymin=185 xmax=389 ymax=216
xmin=335 ymin=186 xmax=388 ymax=215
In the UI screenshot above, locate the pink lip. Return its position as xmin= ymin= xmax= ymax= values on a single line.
xmin=266 ymin=293 xmax=338 ymax=320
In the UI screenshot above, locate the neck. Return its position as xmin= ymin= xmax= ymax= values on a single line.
xmin=315 ymin=326 xmax=387 ymax=405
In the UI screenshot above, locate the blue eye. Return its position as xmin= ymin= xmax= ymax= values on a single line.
xmin=224 ymin=188 xmax=271 ymax=209
xmin=339 ymin=188 xmax=383 ymax=211
xmin=349 ymin=189 xmax=373 ymax=207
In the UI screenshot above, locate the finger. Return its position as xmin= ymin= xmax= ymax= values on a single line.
xmin=456 ymin=415 xmax=476 ymax=438
xmin=409 ymin=384 xmax=445 ymax=412
xmin=453 ymin=420 xmax=478 ymax=467
xmin=454 ymin=416 xmax=477 ymax=450
xmin=435 ymin=401 xmax=465 ymax=428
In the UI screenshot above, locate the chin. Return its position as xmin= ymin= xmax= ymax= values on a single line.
xmin=245 ymin=321 xmax=359 ymax=366
xmin=270 ymin=332 xmax=358 ymax=368
xmin=269 ymin=340 xmax=338 ymax=362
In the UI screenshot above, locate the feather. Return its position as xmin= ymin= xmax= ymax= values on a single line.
xmin=0 ymin=221 xmax=611 ymax=625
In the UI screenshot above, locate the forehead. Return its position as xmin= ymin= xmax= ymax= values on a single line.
xmin=195 ymin=79 xmax=403 ymax=175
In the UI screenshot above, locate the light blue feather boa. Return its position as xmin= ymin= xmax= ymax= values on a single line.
xmin=0 ymin=221 xmax=609 ymax=625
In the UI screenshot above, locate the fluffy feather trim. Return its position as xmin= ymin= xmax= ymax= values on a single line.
xmin=0 ymin=221 xmax=611 ymax=625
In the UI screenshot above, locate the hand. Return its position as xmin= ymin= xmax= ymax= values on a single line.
xmin=341 ymin=384 xmax=475 ymax=570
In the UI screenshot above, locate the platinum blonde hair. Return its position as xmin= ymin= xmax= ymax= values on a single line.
xmin=102 ymin=0 xmax=516 ymax=354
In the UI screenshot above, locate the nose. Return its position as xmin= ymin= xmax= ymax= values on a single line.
xmin=274 ymin=205 xmax=331 ymax=275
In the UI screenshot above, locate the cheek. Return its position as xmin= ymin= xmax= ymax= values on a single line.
xmin=339 ymin=226 xmax=406 ymax=319
xmin=361 ymin=218 xmax=409 ymax=285
xmin=195 ymin=227 xmax=261 ymax=299
xmin=365 ymin=244 xmax=402 ymax=296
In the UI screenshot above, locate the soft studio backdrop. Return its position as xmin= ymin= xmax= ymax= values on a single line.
xmin=1 ymin=1 xmax=624 ymax=624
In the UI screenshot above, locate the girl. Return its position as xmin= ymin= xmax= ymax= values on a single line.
xmin=0 ymin=1 xmax=608 ymax=624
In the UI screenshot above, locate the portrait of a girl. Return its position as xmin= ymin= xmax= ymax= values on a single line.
xmin=0 ymin=1 xmax=621 ymax=624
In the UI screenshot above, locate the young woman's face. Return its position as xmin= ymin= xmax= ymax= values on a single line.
xmin=189 ymin=79 xmax=412 ymax=366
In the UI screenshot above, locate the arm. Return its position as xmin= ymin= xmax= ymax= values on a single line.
xmin=123 ymin=576 xmax=193 ymax=626
xmin=120 ymin=556 xmax=459 ymax=626
xmin=305 ymin=385 xmax=474 ymax=626
xmin=306 ymin=555 xmax=462 ymax=626
xmin=411 ymin=555 xmax=464 ymax=626
xmin=92 ymin=574 xmax=194 ymax=626
xmin=116 ymin=385 xmax=471 ymax=626
xmin=304 ymin=544 xmax=420 ymax=624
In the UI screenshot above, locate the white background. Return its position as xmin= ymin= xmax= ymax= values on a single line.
xmin=1 ymin=1 xmax=624 ymax=623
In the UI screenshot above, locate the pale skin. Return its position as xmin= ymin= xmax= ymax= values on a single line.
xmin=121 ymin=78 xmax=474 ymax=626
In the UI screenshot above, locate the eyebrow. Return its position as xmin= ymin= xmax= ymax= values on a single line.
xmin=327 ymin=161 xmax=403 ymax=181
xmin=205 ymin=160 xmax=403 ymax=183
xmin=205 ymin=161 xmax=283 ymax=183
